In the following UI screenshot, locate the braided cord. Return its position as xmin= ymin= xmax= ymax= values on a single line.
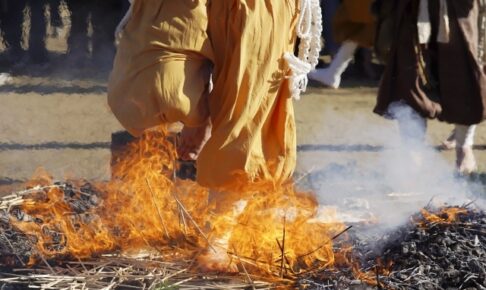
xmin=286 ymin=0 xmax=323 ymax=100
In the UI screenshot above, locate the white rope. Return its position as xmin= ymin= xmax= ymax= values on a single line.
xmin=286 ymin=0 xmax=322 ymax=100
xmin=115 ymin=0 xmax=134 ymax=44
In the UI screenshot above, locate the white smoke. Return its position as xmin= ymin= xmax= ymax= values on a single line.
xmin=298 ymin=102 xmax=482 ymax=232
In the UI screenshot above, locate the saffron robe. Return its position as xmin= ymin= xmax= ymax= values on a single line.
xmin=108 ymin=0 xmax=299 ymax=190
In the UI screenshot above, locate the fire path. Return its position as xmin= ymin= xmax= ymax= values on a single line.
xmin=0 ymin=128 xmax=484 ymax=289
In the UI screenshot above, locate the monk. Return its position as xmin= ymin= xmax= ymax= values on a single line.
xmin=374 ymin=0 xmax=486 ymax=174
xmin=108 ymin=0 xmax=321 ymax=190
xmin=108 ymin=0 xmax=321 ymax=269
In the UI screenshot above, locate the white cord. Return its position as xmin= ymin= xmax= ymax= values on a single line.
xmin=286 ymin=0 xmax=323 ymax=100
xmin=115 ymin=0 xmax=134 ymax=44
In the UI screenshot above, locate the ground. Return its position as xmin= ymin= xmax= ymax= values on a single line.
xmin=1 ymin=70 xmax=485 ymax=196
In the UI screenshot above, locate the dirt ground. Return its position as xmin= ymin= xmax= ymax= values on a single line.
xmin=1 ymin=6 xmax=485 ymax=197
xmin=1 ymin=66 xmax=486 ymax=195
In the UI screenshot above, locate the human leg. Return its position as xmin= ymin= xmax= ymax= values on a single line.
xmin=308 ymin=41 xmax=358 ymax=89
xmin=2 ymin=0 xmax=26 ymax=60
xmin=108 ymin=0 xmax=213 ymax=137
xmin=454 ymin=125 xmax=477 ymax=174
xmin=189 ymin=0 xmax=300 ymax=269
xmin=440 ymin=129 xmax=456 ymax=150
xmin=322 ymin=0 xmax=340 ymax=56
xmin=65 ymin=0 xmax=90 ymax=61
xmin=27 ymin=0 xmax=48 ymax=63
xmin=199 ymin=0 xmax=299 ymax=189
xmin=91 ymin=0 xmax=118 ymax=65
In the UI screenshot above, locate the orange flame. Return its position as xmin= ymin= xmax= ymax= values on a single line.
xmin=420 ymin=207 xmax=468 ymax=225
xmin=10 ymin=127 xmax=349 ymax=278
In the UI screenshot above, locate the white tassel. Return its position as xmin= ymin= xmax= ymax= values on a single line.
xmin=284 ymin=53 xmax=312 ymax=100
xmin=287 ymin=0 xmax=323 ymax=100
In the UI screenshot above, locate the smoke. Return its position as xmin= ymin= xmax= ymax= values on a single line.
xmin=298 ymin=102 xmax=482 ymax=232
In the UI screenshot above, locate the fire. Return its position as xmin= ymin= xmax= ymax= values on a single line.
xmin=8 ymin=127 xmax=348 ymax=278
xmin=420 ymin=207 xmax=468 ymax=224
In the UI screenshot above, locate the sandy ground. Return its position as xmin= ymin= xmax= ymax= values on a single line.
xmin=1 ymin=61 xmax=486 ymax=236
xmin=1 ymin=68 xmax=485 ymax=193
xmin=2 ymin=7 xmax=485 ymax=198
xmin=0 ymin=72 xmax=486 ymax=184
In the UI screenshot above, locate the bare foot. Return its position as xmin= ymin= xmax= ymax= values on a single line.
xmin=177 ymin=120 xmax=211 ymax=161
xmin=196 ymin=235 xmax=239 ymax=273
xmin=196 ymin=198 xmax=248 ymax=273
xmin=456 ymin=147 xmax=477 ymax=175
xmin=440 ymin=129 xmax=456 ymax=150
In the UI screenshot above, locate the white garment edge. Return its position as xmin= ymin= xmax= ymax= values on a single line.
xmin=115 ymin=0 xmax=134 ymax=43
xmin=417 ymin=0 xmax=450 ymax=44
xmin=455 ymin=124 xmax=477 ymax=148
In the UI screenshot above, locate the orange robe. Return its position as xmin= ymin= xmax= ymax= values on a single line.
xmin=108 ymin=0 xmax=299 ymax=190
xmin=332 ymin=0 xmax=376 ymax=47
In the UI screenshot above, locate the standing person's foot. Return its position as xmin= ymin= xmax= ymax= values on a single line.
xmin=196 ymin=198 xmax=247 ymax=273
xmin=177 ymin=120 xmax=211 ymax=161
xmin=308 ymin=68 xmax=340 ymax=89
xmin=196 ymin=234 xmax=239 ymax=273
xmin=440 ymin=129 xmax=456 ymax=150
xmin=456 ymin=146 xmax=477 ymax=175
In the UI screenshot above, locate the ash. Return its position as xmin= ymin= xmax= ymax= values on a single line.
xmin=306 ymin=206 xmax=486 ymax=290
xmin=368 ymin=206 xmax=486 ymax=290
xmin=0 ymin=183 xmax=486 ymax=289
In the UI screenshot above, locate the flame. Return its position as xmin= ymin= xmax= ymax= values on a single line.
xmin=9 ymin=127 xmax=349 ymax=279
xmin=420 ymin=207 xmax=468 ymax=225
xmin=352 ymin=259 xmax=393 ymax=287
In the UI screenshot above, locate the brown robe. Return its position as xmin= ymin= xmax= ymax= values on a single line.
xmin=374 ymin=0 xmax=486 ymax=125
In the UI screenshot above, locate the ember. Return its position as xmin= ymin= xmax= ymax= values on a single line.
xmin=0 ymin=129 xmax=485 ymax=289
xmin=357 ymin=206 xmax=486 ymax=289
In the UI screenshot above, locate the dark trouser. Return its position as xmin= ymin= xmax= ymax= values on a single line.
xmin=66 ymin=0 xmax=121 ymax=64
xmin=66 ymin=0 xmax=91 ymax=58
xmin=27 ymin=0 xmax=48 ymax=62
xmin=48 ymin=0 xmax=62 ymax=28
xmin=0 ymin=0 xmax=26 ymax=54
xmin=91 ymin=0 xmax=120 ymax=62
xmin=321 ymin=0 xmax=340 ymax=55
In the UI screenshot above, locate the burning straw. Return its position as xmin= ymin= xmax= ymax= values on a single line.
xmin=0 ymin=128 xmax=350 ymax=288
xmin=0 ymin=127 xmax=485 ymax=289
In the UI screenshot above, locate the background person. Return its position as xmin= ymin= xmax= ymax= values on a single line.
xmin=0 ymin=0 xmax=26 ymax=64
xmin=309 ymin=0 xmax=376 ymax=89
xmin=374 ymin=0 xmax=486 ymax=174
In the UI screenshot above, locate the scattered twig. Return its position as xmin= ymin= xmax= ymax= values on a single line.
xmin=145 ymin=178 xmax=170 ymax=239
xmin=298 ymin=225 xmax=353 ymax=259
xmin=279 ymin=216 xmax=286 ymax=278
xmin=0 ymin=230 xmax=25 ymax=266
xmin=233 ymin=246 xmax=256 ymax=290
xmin=170 ymin=191 xmax=215 ymax=253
